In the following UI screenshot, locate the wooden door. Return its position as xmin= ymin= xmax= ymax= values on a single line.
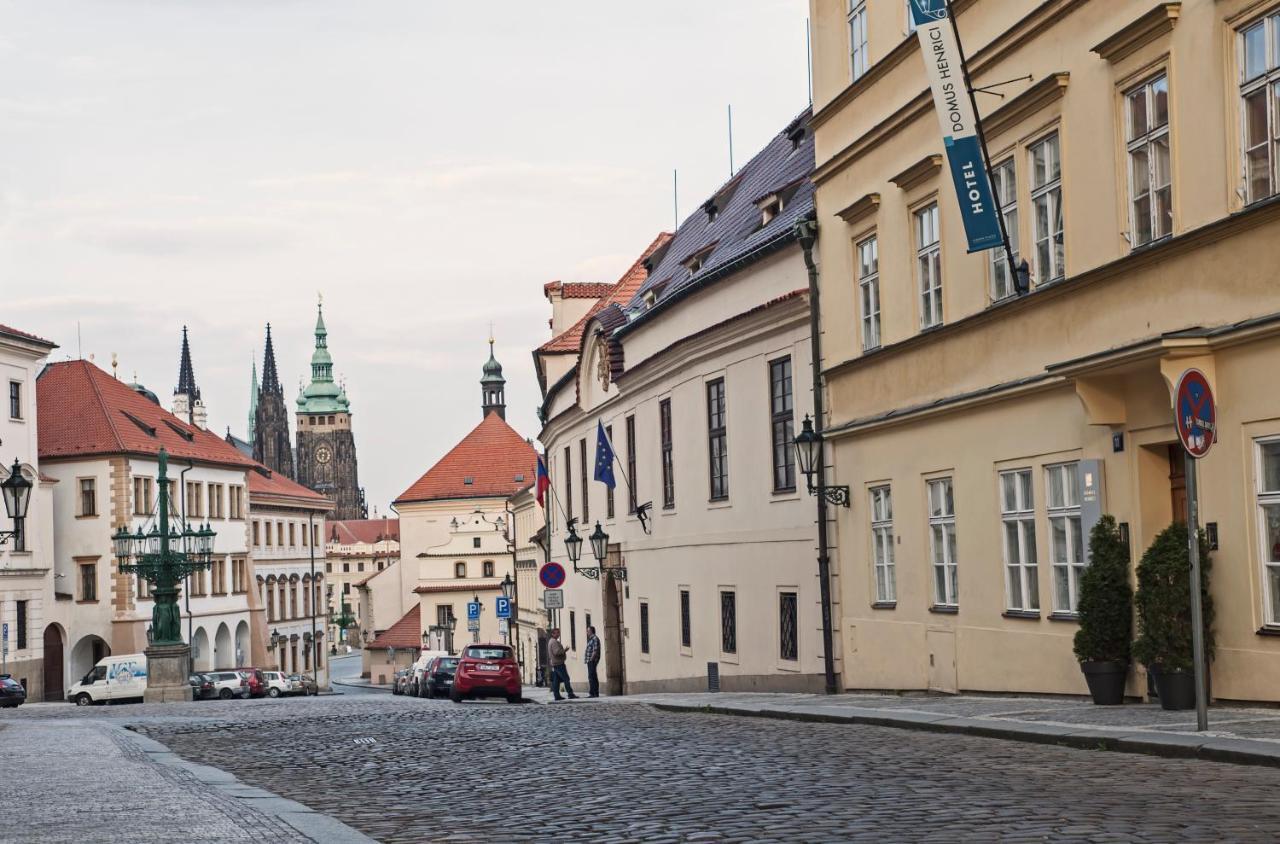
xmin=42 ymin=626 xmax=63 ymax=702
xmin=1168 ymin=445 xmax=1188 ymax=523
xmin=602 ymin=544 xmax=625 ymax=696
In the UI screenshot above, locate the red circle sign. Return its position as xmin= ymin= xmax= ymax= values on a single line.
xmin=1174 ymin=368 xmax=1216 ymax=458
xmin=539 ymin=562 xmax=566 ymax=589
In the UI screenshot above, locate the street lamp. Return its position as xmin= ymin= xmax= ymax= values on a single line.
xmin=0 ymin=458 xmax=32 ymax=547
xmin=270 ymin=629 xmax=281 ymax=650
xmin=589 ymin=522 xmax=609 ymax=564
xmin=500 ymin=573 xmax=515 ymax=601
xmin=572 ymin=522 xmax=626 ymax=581
xmin=793 ymin=415 xmax=850 ymax=507
xmin=564 ymin=518 xmax=584 ymax=568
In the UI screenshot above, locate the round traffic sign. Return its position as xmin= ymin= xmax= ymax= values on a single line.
xmin=1175 ymin=368 xmax=1216 ymax=458
xmin=539 ymin=562 xmax=566 ymax=589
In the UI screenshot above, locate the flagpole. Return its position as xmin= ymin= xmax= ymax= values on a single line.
xmin=597 ymin=421 xmax=637 ymax=510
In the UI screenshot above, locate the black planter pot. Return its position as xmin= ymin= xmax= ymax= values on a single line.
xmin=1151 ymin=666 xmax=1197 ymax=711
xmin=1080 ymin=660 xmax=1127 ymax=705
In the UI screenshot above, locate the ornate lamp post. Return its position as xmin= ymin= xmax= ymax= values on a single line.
xmin=111 ymin=447 xmax=215 ymax=702
xmin=567 ymin=520 xmax=625 ymax=581
xmin=793 ymin=415 xmax=851 ymax=507
xmin=0 ymin=459 xmax=33 ymax=548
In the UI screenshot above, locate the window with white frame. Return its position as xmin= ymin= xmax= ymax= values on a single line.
xmin=858 ymin=235 xmax=881 ymax=350
xmin=915 ymin=203 xmax=942 ymax=329
xmin=1046 ymin=462 xmax=1083 ymax=613
xmin=870 ymin=486 xmax=895 ymax=603
xmin=1126 ymin=74 xmax=1171 ymax=246
xmin=1029 ymin=133 xmax=1064 ymax=284
xmin=1000 ymin=469 xmax=1039 ymax=611
xmin=849 ymin=1 xmax=868 ymax=80
xmin=1241 ymin=13 xmax=1280 ymax=203
xmin=1256 ymin=438 xmax=1280 ymax=625
xmin=928 ymin=477 xmax=957 ymax=606
xmin=990 ymin=159 xmax=1019 ymax=300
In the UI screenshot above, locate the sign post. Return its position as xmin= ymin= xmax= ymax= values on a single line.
xmin=467 ymin=601 xmax=482 ymax=644
xmin=1174 ymin=368 xmax=1215 ymax=732
xmin=1 ymin=622 xmax=7 ymax=675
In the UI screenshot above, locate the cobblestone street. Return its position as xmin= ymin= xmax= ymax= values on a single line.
xmin=7 ymin=693 xmax=1280 ymax=842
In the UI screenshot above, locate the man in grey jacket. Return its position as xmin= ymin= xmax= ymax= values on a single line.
xmin=547 ymin=628 xmax=577 ymax=701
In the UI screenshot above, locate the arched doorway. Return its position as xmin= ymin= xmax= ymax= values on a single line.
xmin=192 ymin=628 xmax=212 ymax=672
xmin=42 ymin=624 xmax=65 ymax=701
xmin=214 ymin=623 xmax=232 ymax=670
xmin=234 ymin=620 xmax=250 ymax=667
xmin=69 ymin=635 xmax=110 ymax=683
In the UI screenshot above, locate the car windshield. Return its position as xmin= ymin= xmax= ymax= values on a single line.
xmin=463 ymin=647 xmax=511 ymax=660
xmin=436 ymin=658 xmax=458 ymax=669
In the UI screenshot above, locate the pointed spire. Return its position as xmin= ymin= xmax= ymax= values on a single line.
xmin=297 ymin=296 xmax=347 ymax=414
xmin=248 ymin=350 xmax=260 ymax=445
xmin=481 ymin=334 xmax=506 ymax=420
xmin=261 ymin=324 xmax=282 ymax=396
xmin=175 ymin=325 xmax=200 ymax=402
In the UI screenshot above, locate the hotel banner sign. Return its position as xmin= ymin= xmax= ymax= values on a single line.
xmin=909 ymin=0 xmax=1003 ymax=253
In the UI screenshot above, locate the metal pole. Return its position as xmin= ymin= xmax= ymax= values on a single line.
xmin=309 ymin=510 xmax=318 ymax=691
xmin=180 ymin=461 xmax=194 ymax=652
xmin=1185 ymin=452 xmax=1209 ymax=731
xmin=796 ymin=216 xmax=838 ymax=696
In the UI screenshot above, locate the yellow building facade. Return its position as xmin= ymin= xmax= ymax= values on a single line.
xmin=810 ymin=0 xmax=1280 ymax=699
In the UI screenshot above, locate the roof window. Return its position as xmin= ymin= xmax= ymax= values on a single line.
xmin=162 ymin=419 xmax=195 ymax=442
xmin=514 ymin=474 xmax=525 ymax=483
xmin=463 ymin=476 xmax=474 ymax=485
xmin=120 ymin=411 xmax=157 ymax=438
xmin=682 ymin=245 xmax=715 ymax=276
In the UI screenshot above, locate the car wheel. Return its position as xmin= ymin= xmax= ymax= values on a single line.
xmin=507 ymin=694 xmax=522 ymax=704
xmin=75 ymin=693 xmax=92 ymax=707
xmin=219 ymin=688 xmax=233 ymax=700
xmin=268 ymin=688 xmax=280 ymax=698
xmin=426 ymin=685 xmax=436 ymax=699
xmin=449 ymin=687 xmax=464 ymax=704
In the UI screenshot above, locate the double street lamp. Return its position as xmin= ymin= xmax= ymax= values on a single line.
xmin=564 ymin=518 xmax=625 ymax=580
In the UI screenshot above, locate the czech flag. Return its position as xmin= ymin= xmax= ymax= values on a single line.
xmin=535 ymin=454 xmax=551 ymax=508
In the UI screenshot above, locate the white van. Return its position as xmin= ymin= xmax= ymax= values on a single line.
xmin=66 ymin=654 xmax=148 ymax=706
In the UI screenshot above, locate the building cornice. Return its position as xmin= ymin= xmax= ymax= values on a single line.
xmin=834 ymin=192 xmax=881 ymax=226
xmin=889 ymin=155 xmax=943 ymax=192
xmin=1091 ymin=2 xmax=1181 ymax=64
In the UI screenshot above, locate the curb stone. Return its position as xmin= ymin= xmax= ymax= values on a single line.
xmin=647 ymin=702 xmax=1280 ymax=770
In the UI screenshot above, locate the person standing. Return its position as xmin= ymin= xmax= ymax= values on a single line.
xmin=583 ymin=626 xmax=601 ymax=698
xmin=547 ymin=628 xmax=577 ymax=701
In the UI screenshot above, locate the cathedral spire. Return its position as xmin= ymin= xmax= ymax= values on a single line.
xmin=262 ymin=323 xmax=282 ymax=396
xmin=481 ymin=335 xmax=506 ymax=420
xmin=254 ymin=323 xmax=295 ymax=479
xmin=175 ymin=326 xmax=200 ymax=403
xmin=247 ymin=352 xmax=259 ymax=444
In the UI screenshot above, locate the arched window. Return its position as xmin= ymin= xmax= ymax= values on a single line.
xmin=482 ymin=560 xmax=494 ymax=578
xmin=454 ymin=562 xmax=466 ymax=579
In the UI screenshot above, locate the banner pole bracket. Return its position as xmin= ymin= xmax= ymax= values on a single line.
xmin=970 ymin=74 xmax=1034 ymax=99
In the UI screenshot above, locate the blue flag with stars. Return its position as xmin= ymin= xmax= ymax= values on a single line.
xmin=594 ymin=420 xmax=616 ymax=489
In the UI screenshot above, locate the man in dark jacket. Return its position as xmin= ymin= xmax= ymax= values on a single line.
xmin=583 ymin=626 xmax=601 ymax=697
xmin=547 ymin=628 xmax=577 ymax=701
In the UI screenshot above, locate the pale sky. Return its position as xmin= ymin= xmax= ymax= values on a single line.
xmin=2 ymin=1 xmax=810 ymax=511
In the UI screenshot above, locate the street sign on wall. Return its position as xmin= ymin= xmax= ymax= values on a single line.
xmin=539 ymin=562 xmax=566 ymax=589
xmin=543 ymin=589 xmax=564 ymax=609
xmin=1175 ymin=369 xmax=1216 ymax=458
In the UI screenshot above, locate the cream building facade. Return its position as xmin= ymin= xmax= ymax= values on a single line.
xmin=508 ymin=485 xmax=548 ymax=686
xmin=811 ymin=0 xmax=1280 ymax=699
xmin=536 ymin=113 xmax=830 ymax=694
xmin=323 ymin=517 xmax=400 ymax=649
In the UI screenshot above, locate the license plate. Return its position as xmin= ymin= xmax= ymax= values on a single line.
xmin=478 ymin=664 xmax=501 ymax=672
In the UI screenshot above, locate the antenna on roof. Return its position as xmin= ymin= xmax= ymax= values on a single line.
xmin=77 ymin=321 xmax=82 ymax=360
xmin=672 ymin=169 xmax=679 ymax=229
xmin=806 ymin=18 xmax=813 ymax=105
xmin=111 ymin=353 xmax=118 ymax=380
xmin=728 ymin=105 xmax=735 ymax=177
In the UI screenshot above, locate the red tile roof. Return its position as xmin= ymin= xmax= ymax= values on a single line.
xmin=37 ymin=360 xmax=257 ymax=468
xmin=0 ymin=324 xmax=56 ymax=348
xmin=560 ymin=282 xmax=614 ymax=299
xmin=328 ymin=518 xmax=400 ymax=545
xmin=393 ymin=412 xmax=536 ymax=505
xmin=537 ymin=232 xmax=672 ymax=354
xmin=366 ymin=605 xmax=420 ymax=650
xmin=247 ymin=465 xmax=332 ymax=506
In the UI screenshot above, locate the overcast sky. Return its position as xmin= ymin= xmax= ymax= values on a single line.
xmin=3 ymin=0 xmax=809 ymax=512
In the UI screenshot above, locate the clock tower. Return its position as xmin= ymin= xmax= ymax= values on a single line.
xmin=295 ymin=299 xmax=365 ymax=519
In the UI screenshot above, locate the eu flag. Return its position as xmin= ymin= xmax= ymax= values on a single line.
xmin=594 ymin=420 xmax=616 ymax=488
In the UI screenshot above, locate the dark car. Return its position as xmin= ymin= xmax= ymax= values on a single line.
xmin=288 ymin=673 xmax=319 ymax=696
xmin=420 ymin=657 xmax=458 ymax=699
xmin=451 ymin=644 xmax=521 ymax=704
xmin=188 ymin=673 xmax=216 ymax=700
xmin=0 ymin=674 xmax=26 ymax=708
xmin=391 ymin=668 xmax=410 ymax=696
xmin=234 ymin=668 xmax=267 ymax=698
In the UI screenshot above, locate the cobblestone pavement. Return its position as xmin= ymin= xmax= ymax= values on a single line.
xmin=4 ymin=694 xmax=1264 ymax=843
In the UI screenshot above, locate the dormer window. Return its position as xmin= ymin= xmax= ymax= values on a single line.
xmin=683 ymin=245 xmax=715 ymax=276
xmin=643 ymin=290 xmax=658 ymax=308
xmin=759 ymin=195 xmax=784 ymax=226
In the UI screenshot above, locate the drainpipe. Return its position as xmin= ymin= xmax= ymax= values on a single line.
xmin=796 ymin=215 xmax=838 ymax=696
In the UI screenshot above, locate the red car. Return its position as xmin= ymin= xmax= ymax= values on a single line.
xmin=234 ymin=667 xmax=267 ymax=698
xmin=451 ymin=644 xmax=522 ymax=704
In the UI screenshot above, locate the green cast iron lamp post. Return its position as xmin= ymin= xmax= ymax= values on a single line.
xmin=111 ymin=448 xmax=215 ymax=645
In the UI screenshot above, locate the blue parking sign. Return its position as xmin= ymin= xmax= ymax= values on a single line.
xmin=495 ymin=597 xmax=511 ymax=619
xmin=466 ymin=601 xmax=481 ymax=620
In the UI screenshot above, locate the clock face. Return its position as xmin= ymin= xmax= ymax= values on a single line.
xmin=315 ymin=446 xmax=333 ymax=465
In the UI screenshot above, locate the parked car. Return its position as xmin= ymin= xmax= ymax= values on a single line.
xmin=206 ymin=670 xmax=251 ymax=700
xmin=188 ymin=673 xmax=216 ymax=700
xmin=66 ymin=654 xmax=148 ymax=706
xmin=409 ymin=650 xmax=448 ymax=697
xmin=0 ymin=674 xmax=27 ymax=708
xmin=420 ymin=656 xmax=458 ymax=699
xmin=288 ymin=673 xmax=319 ymax=696
xmin=451 ymin=644 xmax=521 ymax=704
xmin=234 ymin=668 xmax=267 ymax=698
xmin=262 ymin=671 xmax=293 ymax=698
xmin=391 ymin=668 xmax=411 ymax=695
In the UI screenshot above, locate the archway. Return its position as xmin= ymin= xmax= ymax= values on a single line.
xmin=42 ymin=624 xmax=65 ymax=701
xmin=214 ymin=623 xmax=232 ymax=670
xmin=192 ymin=627 xmax=212 ymax=672
xmin=69 ymin=634 xmax=110 ymax=683
xmin=234 ymin=620 xmax=250 ymax=667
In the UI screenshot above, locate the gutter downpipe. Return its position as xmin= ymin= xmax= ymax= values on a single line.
xmin=796 ymin=214 xmax=839 ymax=696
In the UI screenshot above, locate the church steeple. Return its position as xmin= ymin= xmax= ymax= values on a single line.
xmin=171 ymin=326 xmax=207 ymax=428
xmin=296 ymin=297 xmax=349 ymax=414
xmin=261 ymin=324 xmax=282 ymax=396
xmin=481 ymin=335 xmax=506 ymax=420
xmin=247 ymin=353 xmax=259 ymax=444
xmin=254 ymin=322 xmax=295 ymax=479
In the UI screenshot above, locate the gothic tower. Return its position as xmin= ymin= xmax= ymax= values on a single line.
xmin=253 ymin=324 xmax=296 ymax=479
xmin=296 ymin=300 xmax=364 ymax=519
xmin=247 ymin=353 xmax=259 ymax=445
xmin=171 ymin=326 xmax=208 ymax=429
xmin=481 ymin=337 xmax=506 ymax=420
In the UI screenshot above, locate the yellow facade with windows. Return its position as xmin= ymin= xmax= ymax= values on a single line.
xmin=811 ymin=0 xmax=1280 ymax=699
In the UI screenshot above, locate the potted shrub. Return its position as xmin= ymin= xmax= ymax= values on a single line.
xmin=1072 ymin=515 xmax=1132 ymax=705
xmin=1132 ymin=522 xmax=1214 ymax=711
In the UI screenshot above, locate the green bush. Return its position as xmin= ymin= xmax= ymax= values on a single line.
xmin=1132 ymin=522 xmax=1215 ymax=672
xmin=1072 ymin=515 xmax=1132 ymax=664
